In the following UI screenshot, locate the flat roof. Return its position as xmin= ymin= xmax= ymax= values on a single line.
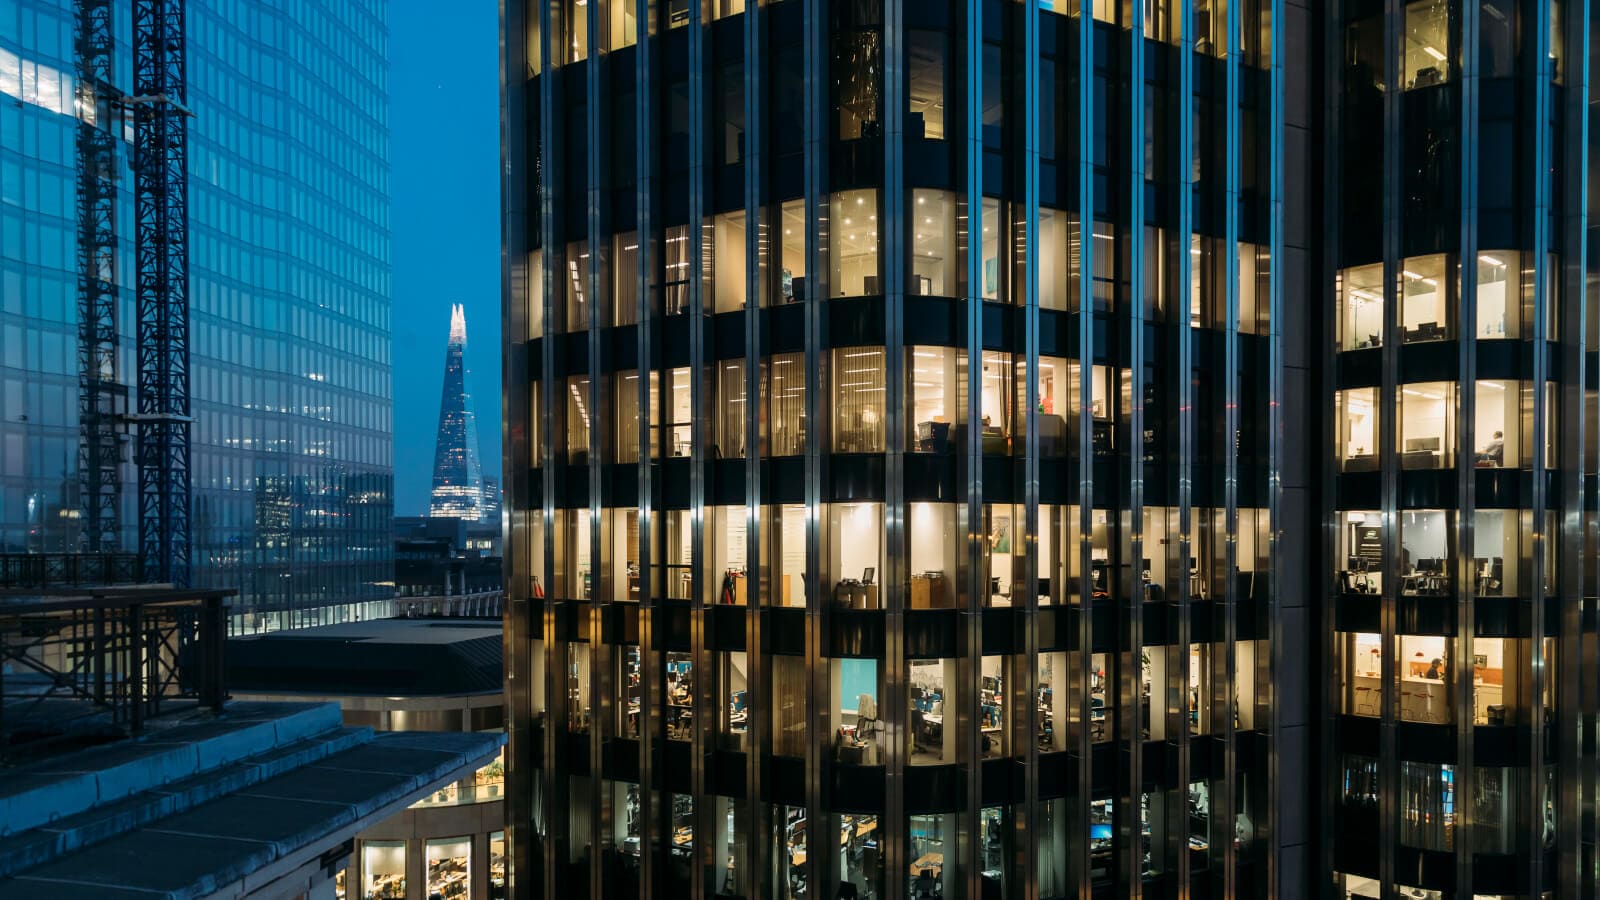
xmin=226 ymin=617 xmax=503 ymax=696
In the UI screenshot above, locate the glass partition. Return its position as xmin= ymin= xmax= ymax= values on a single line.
xmin=1400 ymin=254 xmax=1451 ymax=342
xmin=765 ymin=503 xmax=807 ymax=607
xmin=825 ymin=502 xmax=884 ymax=606
xmin=777 ymin=200 xmax=806 ymax=303
xmin=830 ymin=190 xmax=881 ymax=297
xmin=772 ymin=656 xmax=808 ymax=756
xmin=909 ymin=502 xmax=957 ymax=608
xmin=425 ymin=837 xmax=471 ymax=900
xmin=1337 ymin=631 xmax=1383 ymax=717
xmin=909 ymin=658 xmax=958 ymax=765
xmin=1475 ymin=250 xmax=1521 ymax=338
xmin=907 ymin=345 xmax=962 ymax=454
xmin=1398 ymin=381 xmax=1456 ymax=468
xmin=831 ymin=658 xmax=883 ymax=765
xmin=910 ymin=190 xmax=958 ymax=295
xmin=1337 ymin=263 xmax=1385 ymax=351
xmin=363 ymin=840 xmax=407 ymax=900
xmin=1396 ymin=634 xmax=1453 ymax=724
xmin=832 ymin=348 xmax=887 ymax=453
xmin=1336 ymin=388 xmax=1378 ymax=472
xmin=763 ymin=353 xmax=806 ymax=456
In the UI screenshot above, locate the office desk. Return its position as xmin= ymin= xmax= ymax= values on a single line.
xmin=911 ymin=853 xmax=943 ymax=878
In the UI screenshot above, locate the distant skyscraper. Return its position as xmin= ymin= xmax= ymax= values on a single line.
xmin=480 ymin=476 xmax=501 ymax=525
xmin=430 ymin=304 xmax=485 ymax=520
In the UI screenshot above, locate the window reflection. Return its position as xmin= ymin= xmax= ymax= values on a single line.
xmin=907 ymin=30 xmax=946 ymax=140
xmin=1403 ymin=0 xmax=1452 ymax=89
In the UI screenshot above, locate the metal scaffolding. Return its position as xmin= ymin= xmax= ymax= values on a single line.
xmin=73 ymin=0 xmax=125 ymax=555
xmin=130 ymin=0 xmax=192 ymax=587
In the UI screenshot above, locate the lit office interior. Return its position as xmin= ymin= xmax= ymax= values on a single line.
xmin=508 ymin=0 xmax=1281 ymax=897
xmin=1325 ymin=0 xmax=1581 ymax=894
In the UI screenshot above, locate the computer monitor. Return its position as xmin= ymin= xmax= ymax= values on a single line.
xmin=1090 ymin=824 xmax=1113 ymax=842
xmin=1036 ymin=578 xmax=1051 ymax=598
xmin=862 ymin=567 xmax=875 ymax=585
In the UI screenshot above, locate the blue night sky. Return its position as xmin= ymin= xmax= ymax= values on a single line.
xmin=389 ymin=1 xmax=502 ymax=516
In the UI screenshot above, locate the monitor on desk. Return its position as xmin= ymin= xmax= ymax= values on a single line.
xmin=1036 ymin=577 xmax=1050 ymax=598
xmin=1090 ymin=824 xmax=1113 ymax=842
xmin=1418 ymin=558 xmax=1443 ymax=575
xmin=862 ymin=567 xmax=875 ymax=586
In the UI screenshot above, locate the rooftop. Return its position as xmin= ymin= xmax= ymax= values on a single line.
xmin=227 ymin=617 xmax=503 ymax=696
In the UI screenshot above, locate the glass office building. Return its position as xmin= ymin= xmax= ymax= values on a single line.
xmin=1324 ymin=1 xmax=1594 ymax=898
xmin=503 ymin=0 xmax=1315 ymax=897
xmin=0 ymin=1 xmax=394 ymax=631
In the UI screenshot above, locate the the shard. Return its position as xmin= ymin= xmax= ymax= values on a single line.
xmin=428 ymin=304 xmax=485 ymax=520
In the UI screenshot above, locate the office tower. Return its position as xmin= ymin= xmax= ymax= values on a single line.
xmin=502 ymin=0 xmax=1321 ymax=897
xmin=483 ymin=475 xmax=503 ymax=524
xmin=1322 ymin=2 xmax=1593 ymax=898
xmin=432 ymin=303 xmax=489 ymax=520
xmin=0 ymin=0 xmax=394 ymax=631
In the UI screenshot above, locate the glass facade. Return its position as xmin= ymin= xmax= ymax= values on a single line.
xmin=1324 ymin=0 xmax=1591 ymax=897
xmin=0 ymin=0 xmax=393 ymax=632
xmin=504 ymin=0 xmax=1299 ymax=897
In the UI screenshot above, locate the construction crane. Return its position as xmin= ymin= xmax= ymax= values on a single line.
xmin=70 ymin=0 xmax=191 ymax=587
xmin=73 ymin=0 xmax=125 ymax=556
xmin=130 ymin=0 xmax=193 ymax=587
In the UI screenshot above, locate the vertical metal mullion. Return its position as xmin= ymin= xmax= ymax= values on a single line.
xmin=1265 ymin=0 xmax=1287 ymax=893
xmin=1021 ymin=1 xmax=1044 ymax=899
xmin=583 ymin=2 xmax=608 ymax=895
xmin=685 ymin=0 xmax=711 ymax=894
xmin=1554 ymin=1 xmax=1592 ymax=895
xmin=633 ymin=2 xmax=661 ymax=897
xmin=801 ymin=0 xmax=829 ymax=896
xmin=1122 ymin=4 xmax=1147 ymax=896
xmin=882 ymin=0 xmax=910 ymax=895
xmin=1377 ymin=0 xmax=1402 ymax=892
xmin=964 ymin=0 xmax=989 ymax=894
xmin=1452 ymin=0 xmax=1480 ymax=894
xmin=740 ymin=1 xmax=767 ymax=896
xmin=1317 ymin=1 xmax=1345 ymax=896
xmin=1217 ymin=0 xmax=1242 ymax=893
xmin=1072 ymin=5 xmax=1098 ymax=898
xmin=1526 ymin=0 xmax=1554 ymax=892
xmin=537 ymin=2 xmax=566 ymax=897
xmin=1173 ymin=0 xmax=1196 ymax=891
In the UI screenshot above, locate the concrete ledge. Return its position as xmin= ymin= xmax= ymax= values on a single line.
xmin=0 ymin=727 xmax=374 ymax=878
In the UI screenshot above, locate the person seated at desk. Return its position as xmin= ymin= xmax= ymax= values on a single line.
xmin=1424 ymin=658 xmax=1444 ymax=680
xmin=1477 ymin=430 xmax=1505 ymax=466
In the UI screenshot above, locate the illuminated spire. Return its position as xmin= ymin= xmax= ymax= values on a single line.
xmin=448 ymin=302 xmax=467 ymax=346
